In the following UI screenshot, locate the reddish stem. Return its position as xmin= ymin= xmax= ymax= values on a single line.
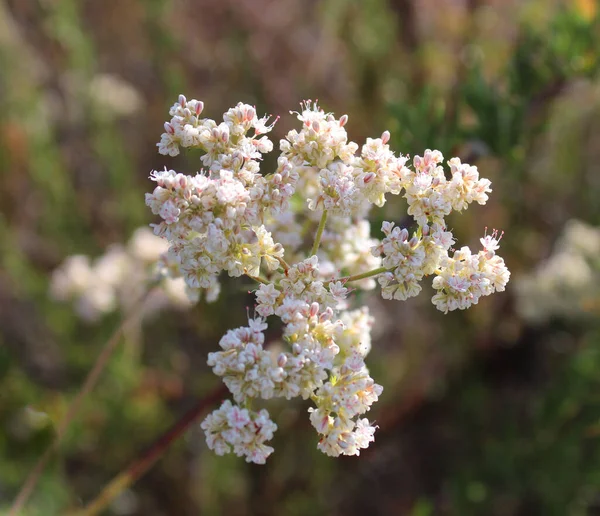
xmin=76 ymin=384 xmax=228 ymax=515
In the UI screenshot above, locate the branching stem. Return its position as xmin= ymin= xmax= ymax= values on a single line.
xmin=248 ymin=275 xmax=270 ymax=285
xmin=325 ymin=266 xmax=389 ymax=287
xmin=276 ymin=256 xmax=291 ymax=272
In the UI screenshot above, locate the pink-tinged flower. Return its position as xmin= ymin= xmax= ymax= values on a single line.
xmin=158 ymin=200 xmax=181 ymax=224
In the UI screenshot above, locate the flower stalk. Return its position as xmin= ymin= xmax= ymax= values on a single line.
xmin=311 ymin=209 xmax=328 ymax=257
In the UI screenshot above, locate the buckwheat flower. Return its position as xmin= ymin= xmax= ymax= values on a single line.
xmin=352 ymin=418 xmax=378 ymax=448
xmin=420 ymin=225 xmax=454 ymax=275
xmin=377 ymin=268 xmax=423 ymax=301
xmin=479 ymin=228 xmax=503 ymax=258
xmin=223 ymin=103 xmax=257 ymax=135
xmin=353 ymin=133 xmax=409 ymax=207
xmin=157 ymin=130 xmax=180 ymax=157
xmin=263 ymin=157 xmax=300 ymax=213
xmin=307 ymin=162 xmax=360 ymax=214
xmin=256 ymin=283 xmax=280 ymax=317
xmin=281 ymin=101 xmax=358 ymax=169
xmin=402 ymin=152 xmax=451 ymax=226
xmin=371 ymin=221 xmax=427 ymax=300
xmin=447 ymin=157 xmax=492 ymax=210
xmin=431 ymin=234 xmax=510 ymax=313
xmin=207 ymin=319 xmax=274 ymax=402
xmin=201 ymin=400 xmax=277 ymax=464
xmin=329 ymin=281 xmax=350 ymax=304
xmin=253 ymin=225 xmax=285 ymax=271
xmin=430 ymin=224 xmax=455 ymax=250
xmin=157 ymin=95 xmax=205 ymax=156
xmin=309 ymin=354 xmax=382 ymax=457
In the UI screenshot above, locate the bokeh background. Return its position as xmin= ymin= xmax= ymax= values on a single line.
xmin=1 ymin=0 xmax=600 ymax=514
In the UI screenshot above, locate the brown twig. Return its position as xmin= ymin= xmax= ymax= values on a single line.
xmin=9 ymin=287 xmax=158 ymax=516
xmin=75 ymin=384 xmax=228 ymax=516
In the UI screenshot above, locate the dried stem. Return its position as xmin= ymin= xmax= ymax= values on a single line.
xmin=9 ymin=287 xmax=158 ymax=516
xmin=75 ymin=384 xmax=228 ymax=516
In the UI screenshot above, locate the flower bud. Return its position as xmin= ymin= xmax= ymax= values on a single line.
xmin=381 ymin=130 xmax=390 ymax=144
xmin=164 ymin=122 xmax=175 ymax=134
xmin=363 ymin=172 xmax=375 ymax=184
xmin=178 ymin=94 xmax=187 ymax=107
xmin=319 ymin=307 xmax=334 ymax=322
xmin=277 ymin=353 xmax=287 ymax=367
xmin=309 ymin=302 xmax=320 ymax=318
xmin=339 ymin=114 xmax=348 ymax=127
xmin=195 ymin=101 xmax=204 ymax=115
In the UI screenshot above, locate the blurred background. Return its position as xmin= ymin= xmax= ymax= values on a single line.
xmin=1 ymin=0 xmax=600 ymax=514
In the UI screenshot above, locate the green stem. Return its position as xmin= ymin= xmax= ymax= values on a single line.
xmin=248 ymin=275 xmax=270 ymax=285
xmin=326 ymin=266 xmax=389 ymax=286
xmin=311 ymin=210 xmax=328 ymax=257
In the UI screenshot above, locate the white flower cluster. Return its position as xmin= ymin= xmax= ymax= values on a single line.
xmin=200 ymin=400 xmax=277 ymax=464
xmin=50 ymin=228 xmax=194 ymax=321
xmin=204 ymin=256 xmax=382 ymax=460
xmin=148 ymin=96 xmax=294 ymax=296
xmin=516 ymin=220 xmax=600 ymax=323
xmin=372 ymin=224 xmax=510 ymax=310
xmin=431 ymin=230 xmax=510 ymax=313
xmin=147 ymin=96 xmax=510 ymax=463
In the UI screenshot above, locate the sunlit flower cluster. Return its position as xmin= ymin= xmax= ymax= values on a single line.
xmin=146 ymin=96 xmax=509 ymax=463
xmin=516 ymin=220 xmax=600 ymax=323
